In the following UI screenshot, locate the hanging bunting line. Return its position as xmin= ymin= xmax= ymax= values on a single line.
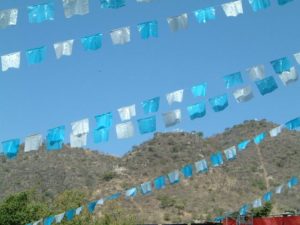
xmin=0 ymin=0 xmax=296 ymax=70
xmin=25 ymin=119 xmax=297 ymax=225
xmin=1 ymin=52 xmax=299 ymax=159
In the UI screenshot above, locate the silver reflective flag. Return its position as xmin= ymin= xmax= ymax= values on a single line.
xmin=166 ymin=89 xmax=184 ymax=105
xmin=70 ymin=118 xmax=89 ymax=148
xmin=163 ymin=109 xmax=181 ymax=127
xmin=233 ymin=86 xmax=253 ymax=103
xmin=275 ymin=184 xmax=284 ymax=194
xmin=24 ymin=134 xmax=43 ymax=152
xmin=53 ymin=39 xmax=74 ymax=59
xmin=116 ymin=121 xmax=135 ymax=139
xmin=279 ymin=67 xmax=298 ymax=86
xmin=269 ymin=125 xmax=283 ymax=137
xmin=62 ymin=0 xmax=89 ymax=18
xmin=222 ymin=0 xmax=243 ymax=17
xmin=110 ymin=27 xmax=131 ymax=45
xmin=1 ymin=52 xmax=21 ymax=72
xmin=0 ymin=8 xmax=18 ymax=29
xmin=118 ymin=104 xmax=136 ymax=121
xmin=246 ymin=65 xmax=265 ymax=80
xmin=167 ymin=13 xmax=188 ymax=32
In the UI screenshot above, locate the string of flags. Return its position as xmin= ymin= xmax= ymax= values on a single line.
xmin=0 ymin=0 xmax=296 ymax=72
xmin=0 ymin=52 xmax=299 ymax=159
xmin=25 ymin=119 xmax=298 ymax=225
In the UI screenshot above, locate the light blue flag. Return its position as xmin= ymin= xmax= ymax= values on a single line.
xmin=255 ymin=76 xmax=278 ymax=96
xmin=81 ymin=33 xmax=102 ymax=51
xmin=99 ymin=0 xmax=125 ymax=8
xmin=26 ymin=46 xmax=47 ymax=64
xmin=194 ymin=7 xmax=216 ymax=24
xmin=141 ymin=97 xmax=160 ymax=114
xmin=238 ymin=140 xmax=250 ymax=151
xmin=46 ymin=126 xmax=65 ymax=150
xmin=253 ymin=199 xmax=262 ymax=208
xmin=94 ymin=128 xmax=109 ymax=143
xmin=137 ymin=116 xmax=156 ymax=134
xmin=209 ymin=94 xmax=229 ymax=112
xmin=277 ymin=0 xmax=293 ymax=5
xmin=1 ymin=139 xmax=20 ymax=159
xmin=125 ymin=187 xmax=137 ymax=198
xmin=28 ymin=2 xmax=55 ymax=23
xmin=224 ymin=146 xmax=237 ymax=160
xmin=287 ymin=176 xmax=299 ymax=188
xmin=263 ymin=192 xmax=272 ymax=202
xmin=195 ymin=159 xmax=208 ymax=173
xmin=95 ymin=112 xmax=112 ymax=129
xmin=210 ymin=151 xmax=223 ymax=167
xmin=239 ymin=204 xmax=249 ymax=216
xmin=65 ymin=209 xmax=76 ymax=221
xmin=248 ymin=0 xmax=271 ymax=12
xmin=271 ymin=57 xmax=291 ymax=74
xmin=154 ymin=176 xmax=166 ymax=190
xmin=168 ymin=170 xmax=180 ymax=184
xmin=191 ymin=83 xmax=207 ymax=97
xmin=137 ymin=21 xmax=158 ymax=39
xmin=140 ymin=181 xmax=152 ymax=195
xmin=253 ymin=132 xmax=266 ymax=145
xmin=87 ymin=201 xmax=97 ymax=213
xmin=187 ymin=102 xmax=206 ymax=120
xmin=44 ymin=216 xmax=55 ymax=225
xmin=285 ymin=117 xmax=300 ymax=130
xmin=223 ymin=72 xmax=243 ymax=89
xmin=181 ymin=164 xmax=193 ymax=178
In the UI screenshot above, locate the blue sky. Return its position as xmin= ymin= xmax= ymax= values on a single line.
xmin=0 ymin=0 xmax=299 ymax=156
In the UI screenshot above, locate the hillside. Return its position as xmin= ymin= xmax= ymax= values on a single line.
xmin=0 ymin=119 xmax=299 ymax=223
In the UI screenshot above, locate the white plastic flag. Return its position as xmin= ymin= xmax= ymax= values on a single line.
xmin=62 ymin=0 xmax=89 ymax=18
xmin=222 ymin=0 xmax=243 ymax=17
xmin=116 ymin=121 xmax=135 ymax=139
xmin=233 ymin=86 xmax=253 ymax=103
xmin=118 ymin=105 xmax=136 ymax=121
xmin=0 ymin=9 xmax=18 ymax=29
xmin=269 ymin=125 xmax=283 ymax=137
xmin=166 ymin=89 xmax=184 ymax=105
xmin=24 ymin=134 xmax=43 ymax=152
xmin=163 ymin=109 xmax=181 ymax=127
xmin=279 ymin=67 xmax=298 ymax=86
xmin=167 ymin=13 xmax=188 ymax=32
xmin=1 ymin=52 xmax=21 ymax=72
xmin=110 ymin=27 xmax=131 ymax=45
xmin=246 ymin=65 xmax=265 ymax=80
xmin=53 ymin=40 xmax=74 ymax=59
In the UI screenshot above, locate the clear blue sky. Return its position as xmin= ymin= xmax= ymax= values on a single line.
xmin=0 ymin=0 xmax=299 ymax=156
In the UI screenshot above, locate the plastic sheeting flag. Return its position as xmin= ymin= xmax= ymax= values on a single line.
xmin=294 ymin=53 xmax=300 ymax=64
xmin=106 ymin=192 xmax=121 ymax=201
xmin=222 ymin=0 xmax=243 ymax=17
xmin=162 ymin=109 xmax=181 ymax=127
xmin=1 ymin=52 xmax=20 ymax=71
xmin=94 ymin=128 xmax=109 ymax=143
xmin=240 ymin=204 xmax=249 ymax=216
xmin=137 ymin=116 xmax=156 ymax=134
xmin=253 ymin=199 xmax=262 ymax=208
xmin=140 ymin=181 xmax=152 ymax=195
xmin=191 ymin=83 xmax=207 ymax=97
xmin=167 ymin=13 xmax=188 ymax=32
xmin=224 ymin=146 xmax=237 ymax=160
xmin=223 ymin=72 xmax=243 ymax=88
xmin=100 ymin=0 xmax=125 ymax=8
xmin=2 ymin=139 xmax=20 ymax=159
xmin=24 ymin=134 xmax=43 ymax=152
xmin=194 ymin=7 xmax=216 ymax=24
xmin=154 ymin=176 xmax=166 ymax=190
xmin=269 ymin=125 xmax=283 ymax=137
xmin=246 ymin=65 xmax=265 ymax=80
xmin=187 ymin=102 xmax=206 ymax=120
xmin=116 ymin=121 xmax=135 ymax=139
xmin=47 ymin=126 xmax=65 ymax=150
xmin=54 ymin=213 xmax=65 ymax=223
xmin=88 ymin=201 xmax=97 ymax=213
xmin=271 ymin=57 xmax=291 ymax=74
xmin=209 ymin=94 xmax=229 ymax=112
xmin=125 ymin=187 xmax=137 ymax=198
xmin=195 ymin=159 xmax=208 ymax=173
xmin=248 ymin=0 xmax=271 ymax=12
xmin=141 ymin=97 xmax=160 ymax=114
xmin=65 ymin=209 xmax=76 ymax=221
xmin=0 ymin=8 xmax=18 ymax=29
xmin=95 ymin=112 xmax=112 ymax=129
xmin=233 ymin=86 xmax=253 ymax=103
xmin=279 ymin=67 xmax=298 ymax=86
xmin=75 ymin=206 xmax=83 ymax=215
xmin=28 ymin=2 xmax=55 ymax=23
xmin=285 ymin=117 xmax=300 ymax=130
xmin=26 ymin=46 xmax=47 ymax=65
xmin=287 ymin=176 xmax=299 ymax=188
xmin=263 ymin=192 xmax=272 ymax=202
xmin=81 ymin=33 xmax=102 ymax=51
xmin=166 ymin=89 xmax=184 ymax=105
xmin=137 ymin=21 xmax=158 ymax=39
xmin=253 ymin=132 xmax=266 ymax=145
xmin=238 ymin=140 xmax=250 ymax=151
xmin=110 ymin=27 xmax=130 ymax=45
xmin=62 ymin=0 xmax=89 ymax=18
xmin=54 ymin=40 xmax=74 ymax=59
xmin=168 ymin=170 xmax=180 ymax=184
xmin=275 ymin=184 xmax=284 ymax=194
xmin=44 ymin=216 xmax=54 ymax=225
xmin=118 ymin=104 xmax=136 ymax=121
xmin=210 ymin=151 xmax=224 ymax=167
xmin=32 ymin=219 xmax=42 ymax=225
xmin=181 ymin=164 xmax=193 ymax=178
xmin=70 ymin=118 xmax=89 ymax=148
xmin=277 ymin=0 xmax=293 ymax=5
xmin=255 ymin=76 xmax=278 ymax=95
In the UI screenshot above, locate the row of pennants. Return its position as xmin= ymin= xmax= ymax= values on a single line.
xmin=1 ymin=52 xmax=300 ymax=159
xmin=0 ymin=0 xmax=296 ymax=72
xmin=25 ymin=118 xmax=299 ymax=225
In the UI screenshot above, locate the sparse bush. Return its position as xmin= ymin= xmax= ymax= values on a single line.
xmin=101 ymin=171 xmax=117 ymax=182
xmin=157 ymin=195 xmax=176 ymax=209
xmin=251 ymin=202 xmax=273 ymax=217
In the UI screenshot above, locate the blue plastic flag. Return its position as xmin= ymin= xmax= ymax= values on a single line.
xmin=1 ymin=139 xmax=20 ymax=159
xmin=210 ymin=151 xmax=224 ymax=167
xmin=248 ymin=0 xmax=271 ymax=12
xmin=99 ymin=0 xmax=125 ymax=8
xmin=238 ymin=140 xmax=250 ymax=151
xmin=277 ymin=0 xmax=293 ymax=5
xmin=87 ymin=201 xmax=97 ymax=213
xmin=137 ymin=21 xmax=158 ymax=39
xmin=168 ymin=170 xmax=180 ymax=184
xmin=65 ymin=209 xmax=76 ymax=221
xmin=140 ymin=181 xmax=152 ymax=195
xmin=195 ymin=159 xmax=208 ymax=173
xmin=125 ymin=187 xmax=137 ymax=198
xmin=194 ymin=7 xmax=216 ymax=24
xmin=94 ymin=128 xmax=109 ymax=143
xmin=181 ymin=164 xmax=193 ymax=178
xmin=214 ymin=216 xmax=224 ymax=223
xmin=271 ymin=57 xmax=291 ymax=74
xmin=81 ymin=33 xmax=102 ymax=51
xmin=285 ymin=117 xmax=300 ymax=130
xmin=44 ymin=216 xmax=55 ymax=225
xmin=154 ymin=176 xmax=166 ymax=190
xmin=255 ymin=76 xmax=278 ymax=95
xmin=141 ymin=97 xmax=160 ymax=114
xmin=95 ymin=112 xmax=112 ymax=129
xmin=28 ymin=2 xmax=55 ymax=23
xmin=253 ymin=132 xmax=266 ymax=145
xmin=26 ymin=46 xmax=47 ymax=65
xmin=138 ymin=116 xmax=156 ymax=134
xmin=287 ymin=176 xmax=299 ymax=188
xmin=239 ymin=204 xmax=249 ymax=216
xmin=223 ymin=72 xmax=243 ymax=89
xmin=46 ymin=126 xmax=65 ymax=150
xmin=263 ymin=192 xmax=272 ymax=202
xmin=106 ymin=192 xmax=121 ymax=201
xmin=191 ymin=83 xmax=207 ymax=97
xmin=224 ymin=146 xmax=237 ymax=160
xmin=187 ymin=102 xmax=206 ymax=120
xmin=209 ymin=94 xmax=229 ymax=112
